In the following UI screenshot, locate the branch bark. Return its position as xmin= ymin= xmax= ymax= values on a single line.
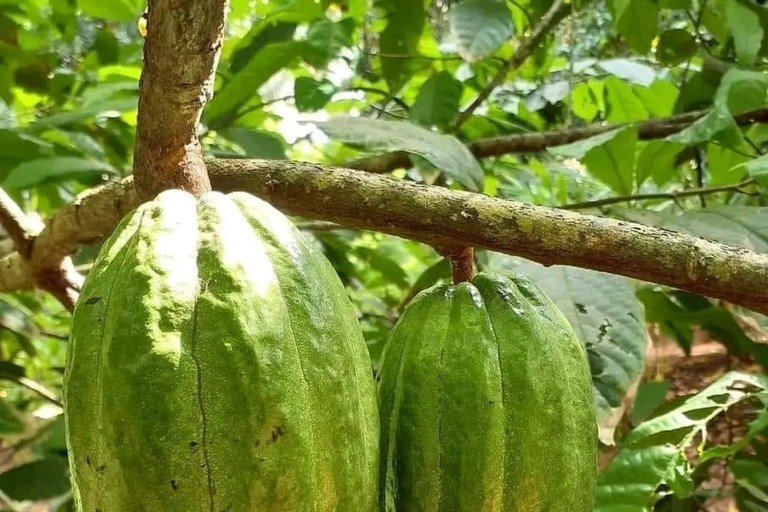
xmin=132 ymin=0 xmax=228 ymax=200
xmin=349 ymin=107 xmax=768 ymax=175
xmin=3 ymin=159 xmax=767 ymax=315
xmin=0 ymin=186 xmax=81 ymax=311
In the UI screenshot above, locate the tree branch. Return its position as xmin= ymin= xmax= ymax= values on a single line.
xmin=3 ymin=159 xmax=767 ymax=316
xmin=450 ymin=0 xmax=573 ymax=129
xmin=563 ymin=178 xmax=758 ymax=210
xmin=132 ymin=0 xmax=228 ymax=200
xmin=349 ymin=107 xmax=768 ymax=175
xmin=0 ymin=186 xmax=81 ymax=311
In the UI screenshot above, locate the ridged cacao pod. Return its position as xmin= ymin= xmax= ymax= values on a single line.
xmin=64 ymin=189 xmax=379 ymax=512
xmin=377 ymin=271 xmax=597 ymax=512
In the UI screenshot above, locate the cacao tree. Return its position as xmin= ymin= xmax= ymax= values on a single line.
xmin=0 ymin=0 xmax=765 ymax=510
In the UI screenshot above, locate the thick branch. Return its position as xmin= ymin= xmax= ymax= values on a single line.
xmin=4 ymin=160 xmax=768 ymax=315
xmin=206 ymin=161 xmax=768 ymax=316
xmin=0 ymin=186 xmax=81 ymax=311
xmin=349 ymin=107 xmax=768 ymax=174
xmin=451 ymin=0 xmax=573 ymax=129
xmin=0 ymin=188 xmax=42 ymax=257
xmin=132 ymin=0 xmax=228 ymax=200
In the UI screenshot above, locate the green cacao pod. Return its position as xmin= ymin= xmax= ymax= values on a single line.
xmin=64 ymin=189 xmax=379 ymax=512
xmin=377 ymin=271 xmax=597 ymax=512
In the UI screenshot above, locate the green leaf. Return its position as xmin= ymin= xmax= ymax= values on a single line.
xmin=316 ymin=116 xmax=484 ymax=190
xmin=0 ymin=299 xmax=39 ymax=339
xmin=604 ymin=76 xmax=649 ymax=122
xmin=486 ymin=254 xmax=648 ymax=446
xmin=254 ymin=0 xmax=325 ymax=23
xmin=303 ymin=18 xmax=355 ymax=67
xmin=549 ymin=127 xmax=628 ymax=159
xmin=571 ymin=82 xmax=599 ymax=122
xmin=92 ymin=28 xmax=120 ymax=65
xmin=410 ymin=71 xmax=463 ymax=128
xmin=449 ymin=0 xmax=514 ymax=62
xmin=613 ymin=204 xmax=768 ymax=252
xmin=596 ymin=372 xmax=768 ymax=511
xmin=634 ymin=80 xmax=679 ymax=118
xmin=665 ymin=104 xmax=740 ymax=146
xmin=735 ymin=153 xmax=768 ymax=187
xmin=205 ymin=42 xmax=301 ymax=126
xmin=376 ymin=0 xmax=426 ymax=91
xmin=707 ymin=143 xmax=751 ymax=185
xmin=582 ymin=126 xmax=638 ymax=195
xmin=725 ymin=0 xmax=763 ymax=66
xmin=656 ymin=29 xmax=697 ymax=65
xmin=78 ymin=0 xmax=143 ymax=22
xmin=715 ymin=69 xmax=768 ymax=115
xmin=35 ymin=98 xmax=138 ymax=127
xmin=630 ymin=380 xmax=671 ymax=424
xmin=0 ymin=458 xmax=70 ymax=502
xmin=4 ymin=157 xmax=116 ymax=190
xmin=598 ymin=59 xmax=656 ymax=87
xmin=294 ymin=77 xmax=336 ymax=112
xmin=611 ymin=0 xmax=659 ymax=53
xmin=0 ymin=131 xmax=52 ymax=160
xmin=224 ymin=128 xmax=287 ymax=160
xmin=636 ymin=140 xmax=685 ymax=187
xmin=638 ymin=288 xmax=768 ymax=366
xmin=229 ymin=22 xmax=298 ymax=74
xmin=0 ymin=400 xmax=24 ymax=435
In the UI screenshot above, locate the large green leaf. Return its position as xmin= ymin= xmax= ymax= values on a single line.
xmin=715 ymin=69 xmax=768 ymax=114
xmin=0 ymin=400 xmax=24 ymax=435
xmin=595 ymin=371 xmax=768 ymax=511
xmin=582 ymin=126 xmax=638 ymax=195
xmin=4 ymin=157 xmax=117 ymax=190
xmin=78 ymin=0 xmax=143 ymax=22
xmin=205 ymin=42 xmax=301 ymax=126
xmin=315 ymin=116 xmax=484 ymax=190
xmin=550 ymin=126 xmax=638 ymax=194
xmin=725 ymin=0 xmax=763 ymax=66
xmin=486 ymin=254 xmax=648 ymax=446
xmin=635 ymin=140 xmax=685 ymax=187
xmin=611 ymin=0 xmax=658 ymax=53
xmin=35 ymin=99 xmax=138 ymax=128
xmin=375 ymin=0 xmax=426 ymax=91
xmin=639 ymin=288 xmax=768 ymax=366
xmin=612 ymin=205 xmax=768 ymax=253
xmin=449 ymin=0 xmax=514 ymax=62
xmin=656 ymin=29 xmax=697 ymax=65
xmin=0 ymin=458 xmax=70 ymax=502
xmin=604 ymin=76 xmax=649 ymax=122
xmin=410 ymin=71 xmax=463 ymax=128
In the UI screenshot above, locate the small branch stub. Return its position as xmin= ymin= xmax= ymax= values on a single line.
xmin=439 ymin=246 xmax=476 ymax=284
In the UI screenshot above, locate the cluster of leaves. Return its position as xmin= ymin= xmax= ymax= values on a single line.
xmin=0 ymin=0 xmax=767 ymax=509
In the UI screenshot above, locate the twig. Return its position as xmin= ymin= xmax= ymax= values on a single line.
xmin=562 ymin=178 xmax=758 ymax=210
xmin=450 ymin=0 xmax=573 ymax=129
xmin=0 ymin=373 xmax=62 ymax=408
xmin=348 ymin=107 xmax=768 ymax=175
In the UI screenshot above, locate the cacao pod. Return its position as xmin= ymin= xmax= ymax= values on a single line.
xmin=64 ymin=189 xmax=379 ymax=512
xmin=377 ymin=271 xmax=597 ymax=512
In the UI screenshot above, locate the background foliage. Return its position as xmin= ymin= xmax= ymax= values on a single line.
xmin=0 ymin=0 xmax=767 ymax=510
